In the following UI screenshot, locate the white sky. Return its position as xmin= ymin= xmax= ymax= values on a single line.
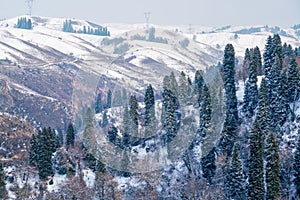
xmin=1 ymin=0 xmax=299 ymax=27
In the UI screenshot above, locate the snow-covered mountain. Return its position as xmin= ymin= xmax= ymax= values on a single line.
xmin=0 ymin=15 xmax=299 ymax=129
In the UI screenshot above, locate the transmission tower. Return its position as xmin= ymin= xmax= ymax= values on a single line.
xmin=26 ymin=0 xmax=34 ymax=16
xmin=144 ymin=12 xmax=151 ymax=29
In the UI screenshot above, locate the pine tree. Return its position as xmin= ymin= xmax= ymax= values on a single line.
xmin=242 ymin=48 xmax=251 ymax=82
xmin=257 ymin=78 xmax=271 ymax=133
xmin=287 ymin=55 xmax=299 ymax=102
xmin=0 ymin=161 xmax=7 ymax=199
xmin=200 ymin=84 xmax=216 ymax=184
xmin=129 ymin=95 xmax=138 ymax=136
xmin=193 ymin=70 xmax=204 ymax=106
xmin=201 ymin=147 xmax=216 ymax=184
xmin=294 ymin=137 xmax=300 ymax=199
xmin=269 ymin=55 xmax=288 ymax=131
xmin=243 ymin=48 xmax=258 ymax=117
xmin=254 ymin=46 xmax=263 ymax=76
xmin=29 ymin=134 xmax=38 ymax=166
xmin=37 ymin=128 xmax=53 ymax=180
xmin=248 ymin=120 xmax=264 ymax=200
xmin=66 ymin=123 xmax=75 ymax=149
xmin=106 ymin=90 xmax=112 ymax=109
xmin=223 ymin=44 xmax=238 ymax=121
xmin=263 ymin=36 xmax=274 ymax=79
xmin=265 ymin=131 xmax=281 ymax=200
xmin=95 ymin=93 xmax=103 ymax=114
xmin=227 ymin=145 xmax=245 ymax=200
xmin=178 ymin=71 xmax=190 ymax=103
xmin=219 ymin=44 xmax=238 ymax=155
xmin=101 ymin=111 xmax=108 ymax=127
xmin=144 ymin=84 xmax=156 ymax=138
xmin=47 ymin=127 xmax=56 ymax=153
xmin=162 ymin=85 xmax=177 ymax=142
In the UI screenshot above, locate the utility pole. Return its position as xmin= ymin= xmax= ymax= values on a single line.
xmin=144 ymin=12 xmax=151 ymax=29
xmin=26 ymin=0 xmax=34 ymax=16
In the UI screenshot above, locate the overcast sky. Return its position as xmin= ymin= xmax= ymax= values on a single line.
xmin=1 ymin=0 xmax=299 ymax=27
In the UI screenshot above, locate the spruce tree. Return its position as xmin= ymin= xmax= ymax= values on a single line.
xmin=243 ymin=48 xmax=258 ymax=117
xmin=269 ymin=55 xmax=288 ymax=131
xmin=200 ymin=84 xmax=216 ymax=184
xmin=0 ymin=161 xmax=7 ymax=199
xmin=201 ymin=147 xmax=216 ymax=184
xmin=66 ymin=123 xmax=75 ymax=149
xmin=193 ymin=70 xmax=204 ymax=106
xmin=101 ymin=111 xmax=108 ymax=127
xmin=227 ymin=145 xmax=245 ymax=200
xmin=294 ymin=137 xmax=300 ymax=198
xmin=29 ymin=134 xmax=38 ymax=166
xmin=257 ymin=78 xmax=271 ymax=133
xmin=178 ymin=71 xmax=190 ymax=103
xmin=223 ymin=44 xmax=238 ymax=121
xmin=129 ymin=95 xmax=138 ymax=136
xmin=144 ymin=84 xmax=156 ymax=137
xmin=254 ymin=46 xmax=263 ymax=76
xmin=219 ymin=44 xmax=238 ymax=155
xmin=242 ymin=48 xmax=251 ymax=82
xmin=263 ymin=36 xmax=273 ymax=79
xmin=106 ymin=89 xmax=112 ymax=109
xmin=287 ymin=56 xmax=299 ymax=102
xmin=248 ymin=120 xmax=264 ymax=200
xmin=265 ymin=131 xmax=281 ymax=200
xmin=162 ymin=85 xmax=177 ymax=142
xmin=37 ymin=128 xmax=53 ymax=180
xmin=95 ymin=93 xmax=103 ymax=114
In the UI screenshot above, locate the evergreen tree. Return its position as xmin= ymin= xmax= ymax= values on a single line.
xmin=201 ymin=148 xmax=216 ymax=184
xmin=257 ymin=78 xmax=271 ymax=133
xmin=162 ymin=85 xmax=177 ymax=142
xmin=219 ymin=44 xmax=238 ymax=155
xmin=227 ymin=145 xmax=245 ymax=200
xmin=243 ymin=48 xmax=258 ymax=117
xmin=294 ymin=137 xmax=300 ymax=199
xmin=66 ymin=123 xmax=75 ymax=149
xmin=95 ymin=93 xmax=103 ymax=114
xmin=269 ymin=55 xmax=288 ymax=131
xmin=29 ymin=134 xmax=38 ymax=166
xmin=272 ymin=34 xmax=283 ymax=69
xmin=106 ymin=89 xmax=112 ymax=109
xmin=193 ymin=70 xmax=204 ymax=106
xmin=101 ymin=111 xmax=108 ymax=127
xmin=178 ymin=71 xmax=190 ymax=103
xmin=169 ymin=72 xmax=179 ymax=98
xmin=37 ymin=128 xmax=53 ymax=180
xmin=223 ymin=44 xmax=238 ymax=121
xmin=129 ymin=95 xmax=138 ymax=136
xmin=47 ymin=127 xmax=56 ymax=153
xmin=263 ymin=36 xmax=274 ymax=79
xmin=287 ymin=55 xmax=299 ymax=102
xmin=248 ymin=120 xmax=264 ymax=200
xmin=144 ymin=84 xmax=156 ymax=137
xmin=0 ymin=161 xmax=7 ymax=199
xmin=200 ymin=84 xmax=216 ymax=184
xmin=108 ymin=125 xmax=118 ymax=144
xmin=254 ymin=46 xmax=263 ymax=76
xmin=265 ymin=131 xmax=281 ymax=200
xmin=241 ymin=48 xmax=251 ymax=82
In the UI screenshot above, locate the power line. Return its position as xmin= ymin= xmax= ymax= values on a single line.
xmin=144 ymin=12 xmax=151 ymax=29
xmin=25 ymin=0 xmax=34 ymax=16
